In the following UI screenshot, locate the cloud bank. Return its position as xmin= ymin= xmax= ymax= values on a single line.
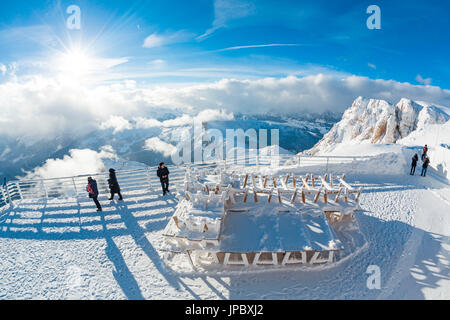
xmin=0 ymin=74 xmax=449 ymax=141
xmin=26 ymin=147 xmax=117 ymax=180
xmin=144 ymin=137 xmax=177 ymax=157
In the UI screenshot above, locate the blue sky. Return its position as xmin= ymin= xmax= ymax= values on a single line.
xmin=0 ymin=0 xmax=449 ymax=87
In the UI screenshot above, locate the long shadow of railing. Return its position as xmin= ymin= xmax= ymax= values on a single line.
xmin=1 ymin=157 xmax=448 ymax=299
xmin=113 ymin=200 xmax=181 ymax=290
xmin=100 ymin=211 xmax=146 ymax=300
xmin=0 ymin=188 xmax=180 ymax=298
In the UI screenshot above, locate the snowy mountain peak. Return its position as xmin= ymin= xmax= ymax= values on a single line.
xmin=396 ymin=98 xmax=422 ymax=139
xmin=308 ymin=97 xmax=449 ymax=155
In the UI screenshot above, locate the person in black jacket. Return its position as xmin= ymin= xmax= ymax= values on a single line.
xmin=108 ymin=168 xmax=123 ymax=200
xmin=421 ymin=156 xmax=430 ymax=177
xmin=86 ymin=177 xmax=102 ymax=212
xmin=157 ymin=162 xmax=170 ymax=195
xmin=410 ymin=153 xmax=419 ymax=175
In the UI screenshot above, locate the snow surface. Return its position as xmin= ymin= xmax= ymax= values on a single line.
xmin=1 ymin=159 xmax=449 ymax=299
xmin=1 ymin=95 xmax=449 ymax=299
xmin=398 ymin=121 xmax=450 ymax=180
xmin=219 ymin=206 xmax=343 ymax=252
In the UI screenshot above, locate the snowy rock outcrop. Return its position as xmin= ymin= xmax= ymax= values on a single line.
xmin=308 ymin=97 xmax=449 ymax=155
xmin=396 ymin=98 xmax=422 ymax=138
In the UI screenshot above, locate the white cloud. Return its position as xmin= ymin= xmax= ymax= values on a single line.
xmin=196 ymin=109 xmax=235 ymax=122
xmin=415 ymin=74 xmax=432 ymax=85
xmin=142 ymin=34 xmax=166 ymax=48
xmin=144 ymin=137 xmax=177 ymax=157
xmin=26 ymin=147 xmax=117 ymax=180
xmin=134 ymin=117 xmax=162 ymax=128
xmin=198 ymin=0 xmax=255 ymax=40
xmin=213 ymin=44 xmax=301 ymax=52
xmin=148 ymin=59 xmax=166 ymax=69
xmin=0 ymin=74 xmax=449 ymax=141
xmin=158 ymin=75 xmax=450 ymax=115
xmin=135 ymin=109 xmax=234 ymax=129
xmin=0 ymin=76 xmax=136 ymax=140
xmin=0 ymin=25 xmax=57 ymax=48
xmin=7 ymin=62 xmax=17 ymax=78
xmin=368 ymin=63 xmax=376 ymax=69
xmin=0 ymin=63 xmax=6 ymax=75
xmin=143 ymin=30 xmax=193 ymax=48
xmin=100 ymin=116 xmax=133 ymax=133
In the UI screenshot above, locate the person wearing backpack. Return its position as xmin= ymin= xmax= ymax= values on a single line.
xmin=86 ymin=177 xmax=102 ymax=212
xmin=108 ymin=168 xmax=123 ymax=201
xmin=421 ymin=144 xmax=428 ymax=161
xmin=410 ymin=153 xmax=419 ymax=175
xmin=421 ymin=156 xmax=430 ymax=177
xmin=157 ymin=162 xmax=170 ymax=196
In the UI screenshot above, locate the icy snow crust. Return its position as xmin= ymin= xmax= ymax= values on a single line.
xmin=218 ymin=205 xmax=344 ymax=253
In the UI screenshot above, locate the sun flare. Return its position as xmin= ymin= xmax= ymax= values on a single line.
xmin=57 ymin=49 xmax=93 ymax=76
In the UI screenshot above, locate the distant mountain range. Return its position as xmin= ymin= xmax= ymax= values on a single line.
xmin=0 ymin=112 xmax=340 ymax=179
xmin=4 ymin=96 xmax=448 ymax=181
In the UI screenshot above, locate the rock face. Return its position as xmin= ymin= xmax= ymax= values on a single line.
xmin=308 ymin=96 xmax=449 ymax=155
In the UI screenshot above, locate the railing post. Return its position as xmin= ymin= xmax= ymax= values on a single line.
xmin=42 ymin=180 xmax=48 ymax=199
xmin=5 ymin=183 xmax=12 ymax=205
xmin=15 ymin=182 xmax=23 ymax=200
xmin=145 ymin=167 xmax=153 ymax=191
xmin=72 ymin=177 xmax=78 ymax=196
xmin=1 ymin=186 xmax=7 ymax=205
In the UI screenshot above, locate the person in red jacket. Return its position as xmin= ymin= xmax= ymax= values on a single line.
xmin=86 ymin=177 xmax=102 ymax=212
xmin=421 ymin=144 xmax=428 ymax=161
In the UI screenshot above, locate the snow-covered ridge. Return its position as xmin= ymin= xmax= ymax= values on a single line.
xmin=308 ymin=96 xmax=449 ymax=155
xmin=307 ymin=96 xmax=450 ymax=180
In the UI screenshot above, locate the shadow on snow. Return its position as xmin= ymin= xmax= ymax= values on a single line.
xmin=0 ymin=178 xmax=449 ymax=299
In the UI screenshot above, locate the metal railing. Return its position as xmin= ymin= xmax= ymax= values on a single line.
xmin=0 ymin=154 xmax=372 ymax=208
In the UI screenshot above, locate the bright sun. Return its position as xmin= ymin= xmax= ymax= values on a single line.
xmin=57 ymin=49 xmax=93 ymax=76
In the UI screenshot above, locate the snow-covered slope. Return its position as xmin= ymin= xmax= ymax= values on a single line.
xmin=309 ymin=97 xmax=449 ymax=155
xmin=398 ymin=121 xmax=450 ymax=180
xmin=308 ymin=96 xmax=450 ymax=180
